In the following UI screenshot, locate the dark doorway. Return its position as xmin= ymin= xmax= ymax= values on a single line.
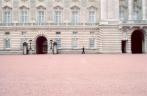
xmin=122 ymin=40 xmax=127 ymax=53
xmin=36 ymin=36 xmax=48 ymax=54
xmin=131 ymin=30 xmax=144 ymax=54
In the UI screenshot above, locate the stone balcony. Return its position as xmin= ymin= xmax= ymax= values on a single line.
xmin=120 ymin=20 xmax=147 ymax=25
xmin=0 ymin=23 xmax=99 ymax=30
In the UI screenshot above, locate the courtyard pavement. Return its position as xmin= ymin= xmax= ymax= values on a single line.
xmin=0 ymin=54 xmax=147 ymax=96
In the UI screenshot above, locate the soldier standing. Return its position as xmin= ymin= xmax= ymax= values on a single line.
xmin=82 ymin=46 xmax=85 ymax=54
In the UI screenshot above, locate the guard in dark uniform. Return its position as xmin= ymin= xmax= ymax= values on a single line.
xmin=82 ymin=46 xmax=85 ymax=54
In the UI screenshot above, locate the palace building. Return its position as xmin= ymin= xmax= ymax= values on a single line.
xmin=0 ymin=0 xmax=147 ymax=54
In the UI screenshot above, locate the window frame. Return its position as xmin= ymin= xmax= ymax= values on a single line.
xmin=3 ymin=7 xmax=12 ymax=24
xmin=20 ymin=7 xmax=29 ymax=24
xmin=4 ymin=38 xmax=11 ymax=49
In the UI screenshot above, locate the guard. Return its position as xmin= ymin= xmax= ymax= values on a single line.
xmin=82 ymin=46 xmax=85 ymax=54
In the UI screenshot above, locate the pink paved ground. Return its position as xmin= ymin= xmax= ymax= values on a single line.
xmin=0 ymin=54 xmax=147 ymax=96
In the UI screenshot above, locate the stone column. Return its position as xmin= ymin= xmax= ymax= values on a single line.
xmin=128 ymin=0 xmax=133 ymax=20
xmin=142 ymin=0 xmax=147 ymax=20
xmin=100 ymin=0 xmax=107 ymax=20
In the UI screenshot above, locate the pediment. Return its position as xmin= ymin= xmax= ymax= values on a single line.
xmin=2 ymin=5 xmax=12 ymax=9
xmin=19 ymin=5 xmax=29 ymax=9
xmin=71 ymin=5 xmax=80 ymax=10
xmin=36 ymin=4 xmax=46 ymax=9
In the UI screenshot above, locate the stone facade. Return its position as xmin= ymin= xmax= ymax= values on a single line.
xmin=0 ymin=0 xmax=147 ymax=54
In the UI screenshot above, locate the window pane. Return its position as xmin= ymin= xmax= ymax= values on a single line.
xmin=21 ymin=10 xmax=28 ymax=23
xmin=72 ymin=11 xmax=79 ymax=24
xmin=37 ymin=11 xmax=45 ymax=24
xmin=89 ymin=38 xmax=95 ymax=48
xmin=89 ymin=11 xmax=96 ymax=23
xmin=72 ymin=38 xmax=78 ymax=48
xmin=3 ymin=10 xmax=12 ymax=24
xmin=5 ymin=39 xmax=10 ymax=48
xmin=54 ymin=11 xmax=62 ymax=24
xmin=55 ymin=38 xmax=61 ymax=48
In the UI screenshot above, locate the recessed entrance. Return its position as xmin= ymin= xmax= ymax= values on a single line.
xmin=131 ymin=30 xmax=144 ymax=54
xmin=36 ymin=36 xmax=48 ymax=54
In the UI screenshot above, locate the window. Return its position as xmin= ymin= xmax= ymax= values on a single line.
xmin=54 ymin=6 xmax=63 ymax=24
xmin=4 ymin=38 xmax=11 ymax=49
xmin=89 ymin=38 xmax=95 ymax=48
xmin=72 ymin=38 xmax=78 ymax=48
xmin=20 ymin=8 xmax=28 ymax=24
xmin=56 ymin=32 xmax=61 ymax=48
xmin=89 ymin=32 xmax=95 ymax=48
xmin=119 ymin=0 xmax=128 ymax=20
xmin=72 ymin=11 xmax=79 ymax=24
xmin=55 ymin=38 xmax=61 ymax=48
xmin=37 ymin=10 xmax=45 ymax=24
xmin=54 ymin=10 xmax=62 ymax=24
xmin=3 ymin=7 xmax=12 ymax=24
xmin=72 ymin=31 xmax=78 ymax=48
xmin=88 ymin=6 xmax=97 ymax=23
xmin=71 ymin=6 xmax=80 ymax=24
xmin=133 ymin=0 xmax=142 ymax=20
xmin=89 ymin=10 xmax=96 ymax=23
